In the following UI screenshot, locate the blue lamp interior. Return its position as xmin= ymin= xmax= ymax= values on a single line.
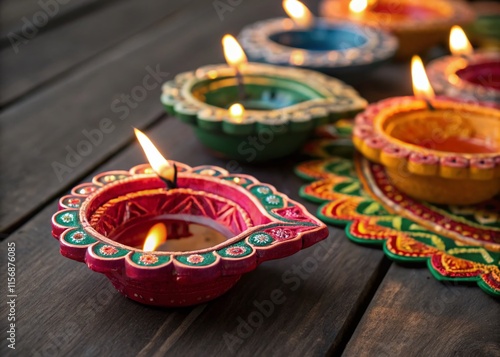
xmin=269 ymin=27 xmax=367 ymax=51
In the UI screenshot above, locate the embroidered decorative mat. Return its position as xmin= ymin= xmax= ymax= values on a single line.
xmin=296 ymin=131 xmax=500 ymax=297
xmin=302 ymin=120 xmax=354 ymax=159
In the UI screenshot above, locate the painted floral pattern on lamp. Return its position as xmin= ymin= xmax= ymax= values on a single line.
xmin=52 ymin=162 xmax=329 ymax=307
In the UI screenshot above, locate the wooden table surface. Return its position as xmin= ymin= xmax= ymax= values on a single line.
xmin=1 ymin=0 xmax=499 ymax=356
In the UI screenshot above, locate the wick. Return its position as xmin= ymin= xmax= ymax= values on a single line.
xmin=235 ymin=67 xmax=246 ymax=101
xmin=159 ymin=163 xmax=178 ymax=190
xmin=459 ymin=53 xmax=473 ymax=64
xmin=425 ymin=99 xmax=435 ymax=111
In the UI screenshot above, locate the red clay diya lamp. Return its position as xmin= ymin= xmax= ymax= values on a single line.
xmin=51 ymin=129 xmax=329 ymax=307
xmin=320 ymin=0 xmax=476 ymax=59
xmin=161 ymin=35 xmax=367 ymax=162
xmin=353 ymin=56 xmax=500 ymax=205
xmin=427 ymin=26 xmax=500 ymax=108
xmin=237 ymin=0 xmax=398 ymax=81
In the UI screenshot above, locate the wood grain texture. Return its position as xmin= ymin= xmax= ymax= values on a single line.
xmin=0 ymin=116 xmax=387 ymax=356
xmin=342 ymin=265 xmax=500 ymax=357
xmin=0 ymin=0 xmax=188 ymax=106
xmin=0 ymin=0 xmax=289 ymax=233
xmin=2 ymin=0 xmax=493 ymax=356
xmin=355 ymin=62 xmax=412 ymax=102
xmin=0 ymin=0 xmax=105 ymax=43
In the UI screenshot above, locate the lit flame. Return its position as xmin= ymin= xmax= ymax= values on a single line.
xmin=450 ymin=26 xmax=473 ymax=56
xmin=143 ymin=223 xmax=167 ymax=252
xmin=229 ymin=103 xmax=244 ymax=122
xmin=283 ymin=0 xmax=314 ymax=28
xmin=290 ymin=50 xmax=305 ymax=65
xmin=411 ymin=55 xmax=435 ymax=101
xmin=349 ymin=0 xmax=368 ymax=14
xmin=134 ymin=128 xmax=175 ymax=181
xmin=222 ymin=35 xmax=247 ymax=68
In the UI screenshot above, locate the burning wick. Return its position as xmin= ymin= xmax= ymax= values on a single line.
xmin=134 ymin=128 xmax=178 ymax=189
xmin=222 ymin=34 xmax=247 ymax=101
xmin=349 ymin=0 xmax=368 ymax=15
xmin=411 ymin=55 xmax=436 ymax=111
xmin=283 ymin=0 xmax=315 ymax=28
xmin=229 ymin=103 xmax=245 ymax=123
xmin=424 ymin=99 xmax=435 ymax=112
xmin=143 ymin=223 xmax=167 ymax=252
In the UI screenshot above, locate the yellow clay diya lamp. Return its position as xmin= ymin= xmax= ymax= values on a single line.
xmin=353 ymin=56 xmax=500 ymax=205
xmin=320 ymin=0 xmax=476 ymax=59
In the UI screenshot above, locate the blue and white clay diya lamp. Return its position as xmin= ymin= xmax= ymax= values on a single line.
xmin=427 ymin=26 xmax=500 ymax=108
xmin=161 ymin=35 xmax=367 ymax=161
xmin=237 ymin=0 xmax=398 ymax=81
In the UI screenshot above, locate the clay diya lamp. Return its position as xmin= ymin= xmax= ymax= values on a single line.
xmin=320 ymin=0 xmax=476 ymax=59
xmin=51 ymin=130 xmax=329 ymax=307
xmin=237 ymin=0 xmax=398 ymax=81
xmin=161 ymin=35 xmax=367 ymax=162
xmin=428 ymin=26 xmax=500 ymax=108
xmin=353 ymin=56 xmax=500 ymax=205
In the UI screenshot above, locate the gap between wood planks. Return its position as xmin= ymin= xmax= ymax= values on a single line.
xmin=332 ymin=256 xmax=392 ymax=356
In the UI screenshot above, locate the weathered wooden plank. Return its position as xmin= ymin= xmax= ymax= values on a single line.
xmin=0 ymin=204 xmax=196 ymax=356
xmin=0 ymin=0 xmax=288 ymax=233
xmin=355 ymin=61 xmax=412 ymax=101
xmin=342 ymin=265 xmax=500 ymax=357
xmin=0 ymin=0 xmax=103 ymax=43
xmin=0 ymin=0 xmax=188 ymax=106
xmin=0 ymin=116 xmax=388 ymax=356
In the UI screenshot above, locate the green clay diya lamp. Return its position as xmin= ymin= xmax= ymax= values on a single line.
xmin=320 ymin=0 xmax=476 ymax=59
xmin=237 ymin=0 xmax=398 ymax=81
xmin=427 ymin=26 xmax=500 ymax=108
xmin=353 ymin=56 xmax=500 ymax=205
xmin=161 ymin=35 xmax=367 ymax=162
xmin=51 ymin=130 xmax=329 ymax=307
